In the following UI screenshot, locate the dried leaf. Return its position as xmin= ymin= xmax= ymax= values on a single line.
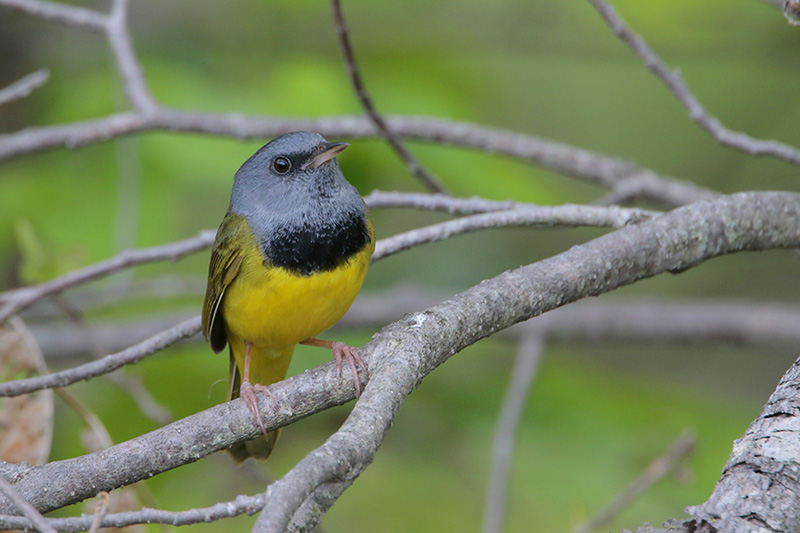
xmin=0 ymin=317 xmax=53 ymax=465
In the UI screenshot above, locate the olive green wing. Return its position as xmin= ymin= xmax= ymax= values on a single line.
xmin=201 ymin=213 xmax=246 ymax=353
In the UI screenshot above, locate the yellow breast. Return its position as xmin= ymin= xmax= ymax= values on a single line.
xmin=222 ymin=229 xmax=374 ymax=351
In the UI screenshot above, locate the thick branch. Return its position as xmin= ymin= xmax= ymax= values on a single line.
xmin=0 ymin=192 xmax=797 ymax=519
xmin=256 ymin=191 xmax=800 ymax=531
xmin=686 ymin=355 xmax=800 ymax=531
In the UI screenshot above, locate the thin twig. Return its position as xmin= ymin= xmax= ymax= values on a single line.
xmin=0 ymin=0 xmax=106 ymax=29
xmin=365 ymin=190 xmax=530 ymax=214
xmin=483 ymin=334 xmax=544 ymax=533
xmin=365 ymin=190 xmax=661 ymax=219
xmin=0 ymin=229 xmax=215 ymax=324
xmin=331 ymin=0 xmax=447 ymax=194
xmin=587 ymin=0 xmax=800 ymax=166
xmin=88 ymin=492 xmax=110 ymax=533
xmin=0 ymin=69 xmax=50 ymax=106
xmin=0 ymin=316 xmax=200 ymax=397
xmin=0 ymin=492 xmax=267 ymax=531
xmin=105 ymin=0 xmax=157 ymax=113
xmin=53 ymin=295 xmax=173 ymax=425
xmin=373 ymin=204 xmax=655 ymax=260
xmin=0 ymin=476 xmax=57 ymax=533
xmin=574 ymin=429 xmax=696 ymax=533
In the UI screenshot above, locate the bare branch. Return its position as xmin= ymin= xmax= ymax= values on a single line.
xmin=51 ymin=294 xmax=173 ymax=425
xmin=255 ymin=191 xmax=800 ymax=531
xmin=366 ymin=190 xmax=659 ymax=220
xmin=88 ymin=492 xmax=110 ymax=533
xmin=0 ymin=192 xmax=796 ymax=518
xmin=0 ymin=69 xmax=50 ymax=106
xmin=575 ymin=429 xmax=696 ymax=533
xmin=373 ymin=204 xmax=655 ymax=260
xmin=0 ymin=492 xmax=267 ymax=532
xmin=0 ymin=475 xmax=57 ymax=533
xmin=330 ymin=0 xmax=447 ymax=194
xmin=0 ymin=317 xmax=200 ymax=397
xmin=483 ymin=334 xmax=544 ymax=533
xmin=0 ymin=229 xmax=215 ymax=324
xmin=0 ymin=109 xmax=711 ymax=206
xmin=0 ymin=197 xmax=648 ymax=327
xmin=686 ymin=353 xmax=800 ymax=530
xmin=586 ymin=0 xmax=800 ymax=166
xmin=105 ymin=0 xmax=157 ymax=113
xmin=0 ymin=0 xmax=106 ymax=30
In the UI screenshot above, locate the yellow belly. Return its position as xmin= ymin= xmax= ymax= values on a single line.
xmin=223 ymin=238 xmax=373 ymax=386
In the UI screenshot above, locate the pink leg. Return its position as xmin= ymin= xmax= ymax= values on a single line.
xmin=239 ymin=341 xmax=272 ymax=435
xmin=299 ymin=338 xmax=367 ymax=396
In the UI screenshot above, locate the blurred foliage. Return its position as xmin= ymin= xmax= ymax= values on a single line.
xmin=2 ymin=0 xmax=800 ymax=531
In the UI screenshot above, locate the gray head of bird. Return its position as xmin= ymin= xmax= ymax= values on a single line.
xmin=229 ymin=131 xmax=362 ymax=224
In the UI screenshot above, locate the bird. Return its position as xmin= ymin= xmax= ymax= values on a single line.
xmin=201 ymin=131 xmax=375 ymax=462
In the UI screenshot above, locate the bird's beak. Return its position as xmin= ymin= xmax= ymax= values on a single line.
xmin=309 ymin=142 xmax=349 ymax=170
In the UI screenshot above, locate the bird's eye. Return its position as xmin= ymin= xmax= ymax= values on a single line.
xmin=272 ymin=156 xmax=291 ymax=174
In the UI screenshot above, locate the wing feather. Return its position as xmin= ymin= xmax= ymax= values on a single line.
xmin=201 ymin=213 xmax=246 ymax=353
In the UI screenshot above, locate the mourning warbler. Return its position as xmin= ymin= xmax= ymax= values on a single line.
xmin=201 ymin=131 xmax=375 ymax=462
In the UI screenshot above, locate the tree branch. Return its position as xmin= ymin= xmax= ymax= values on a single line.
xmin=0 ymin=317 xmax=200 ymax=397
xmin=365 ymin=190 xmax=657 ymax=219
xmin=0 ymin=193 xmax=800 ymax=520
xmin=0 ymin=109 xmax=712 ymax=206
xmin=254 ymin=191 xmax=800 ymax=531
xmin=686 ymin=355 xmax=800 ymax=531
xmin=0 ymin=192 xmax=796 ymax=520
xmin=0 ymin=196 xmax=648 ymax=328
xmin=586 ymin=0 xmax=800 ymax=166
xmin=0 ymin=0 xmax=106 ymax=30
xmin=483 ymin=334 xmax=544 ymax=533
xmin=0 ymin=69 xmax=50 ymax=106
xmin=0 ymin=492 xmax=267 ymax=532
xmin=0 ymin=229 xmax=215 ymax=324
xmin=105 ymin=0 xmax=157 ymax=114
xmin=575 ymin=429 xmax=696 ymax=533
xmin=330 ymin=0 xmax=446 ymax=194
xmin=373 ymin=204 xmax=655 ymax=260
xmin=0 ymin=475 xmax=56 ymax=533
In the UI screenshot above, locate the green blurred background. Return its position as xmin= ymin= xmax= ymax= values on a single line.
xmin=2 ymin=0 xmax=800 ymax=531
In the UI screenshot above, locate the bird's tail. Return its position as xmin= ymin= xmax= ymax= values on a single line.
xmin=227 ymin=344 xmax=294 ymax=462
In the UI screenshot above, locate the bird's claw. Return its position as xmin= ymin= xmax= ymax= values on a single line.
xmin=239 ymin=380 xmax=272 ymax=435
xmin=331 ymin=341 xmax=367 ymax=397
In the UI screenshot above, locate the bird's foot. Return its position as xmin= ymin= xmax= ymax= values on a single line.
xmin=300 ymin=338 xmax=368 ymax=396
xmin=331 ymin=341 xmax=366 ymax=397
xmin=239 ymin=379 xmax=273 ymax=435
